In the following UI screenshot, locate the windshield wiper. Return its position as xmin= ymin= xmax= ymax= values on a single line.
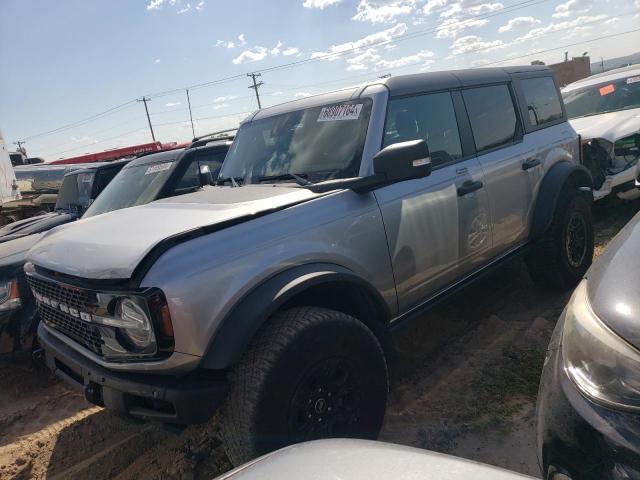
xmin=255 ymin=173 xmax=313 ymax=186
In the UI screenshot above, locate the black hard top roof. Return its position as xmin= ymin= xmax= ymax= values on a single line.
xmin=383 ymin=65 xmax=552 ymax=96
xmin=65 ymin=158 xmax=131 ymax=176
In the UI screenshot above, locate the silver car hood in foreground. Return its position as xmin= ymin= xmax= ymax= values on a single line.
xmin=27 ymin=185 xmax=320 ymax=280
xmin=569 ymin=107 xmax=640 ymax=142
xmin=217 ymin=440 xmax=534 ymax=480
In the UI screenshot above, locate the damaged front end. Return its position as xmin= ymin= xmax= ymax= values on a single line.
xmin=582 ymin=133 xmax=640 ymax=201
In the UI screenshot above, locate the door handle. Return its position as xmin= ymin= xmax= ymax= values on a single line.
xmin=522 ymin=157 xmax=541 ymax=170
xmin=457 ymin=180 xmax=483 ymax=196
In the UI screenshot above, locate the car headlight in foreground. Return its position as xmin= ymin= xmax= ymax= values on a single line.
xmin=563 ymin=280 xmax=640 ymax=411
xmin=0 ymin=279 xmax=22 ymax=311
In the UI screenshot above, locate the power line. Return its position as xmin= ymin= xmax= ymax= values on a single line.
xmin=186 ymin=89 xmax=196 ymax=138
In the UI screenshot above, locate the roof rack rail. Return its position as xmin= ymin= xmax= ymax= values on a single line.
xmin=191 ymin=128 xmax=237 ymax=143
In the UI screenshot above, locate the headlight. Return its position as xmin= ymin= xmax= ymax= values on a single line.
xmin=563 ymin=280 xmax=640 ymax=410
xmin=0 ymin=279 xmax=22 ymax=311
xmin=115 ymin=298 xmax=154 ymax=351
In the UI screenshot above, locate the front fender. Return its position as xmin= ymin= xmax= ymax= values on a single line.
xmin=201 ymin=263 xmax=390 ymax=370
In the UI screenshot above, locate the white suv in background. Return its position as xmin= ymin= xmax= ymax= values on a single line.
xmin=562 ymin=64 xmax=640 ymax=201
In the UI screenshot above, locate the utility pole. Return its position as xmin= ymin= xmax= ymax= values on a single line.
xmin=601 ymin=57 xmax=605 ymax=73
xmin=185 ymin=89 xmax=196 ymax=139
xmin=247 ymin=73 xmax=264 ymax=110
xmin=13 ymin=140 xmax=26 ymax=155
xmin=137 ymin=96 xmax=156 ymax=142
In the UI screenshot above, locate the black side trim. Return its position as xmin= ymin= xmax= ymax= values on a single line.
xmin=530 ymin=161 xmax=592 ymax=240
xmin=201 ymin=263 xmax=391 ymax=370
xmin=390 ymin=243 xmax=530 ymax=333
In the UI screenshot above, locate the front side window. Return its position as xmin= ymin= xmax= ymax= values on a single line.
xmin=563 ymin=75 xmax=640 ymax=119
xmin=219 ymin=99 xmax=372 ymax=184
xmin=521 ymin=77 xmax=564 ymax=127
xmin=463 ymin=84 xmax=518 ymax=153
xmin=383 ymin=92 xmax=463 ymax=167
xmin=83 ymin=159 xmax=176 ymax=218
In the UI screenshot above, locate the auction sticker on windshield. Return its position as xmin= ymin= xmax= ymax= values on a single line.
xmin=318 ymin=104 xmax=363 ymax=122
xmin=145 ymin=162 xmax=172 ymax=175
xmin=627 ymin=76 xmax=640 ymax=85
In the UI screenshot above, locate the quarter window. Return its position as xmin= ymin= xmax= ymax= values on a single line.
xmin=521 ymin=77 xmax=564 ymax=127
xmin=463 ymin=85 xmax=518 ymax=153
xmin=383 ymin=92 xmax=463 ymax=167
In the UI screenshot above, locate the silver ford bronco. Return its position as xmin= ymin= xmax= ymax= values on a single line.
xmin=28 ymin=66 xmax=593 ymax=466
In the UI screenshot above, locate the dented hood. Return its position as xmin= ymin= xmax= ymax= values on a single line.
xmin=569 ymin=107 xmax=640 ymax=142
xmin=27 ymin=185 xmax=320 ymax=280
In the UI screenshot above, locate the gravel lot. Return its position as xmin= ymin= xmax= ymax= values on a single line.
xmin=1 ymin=198 xmax=637 ymax=480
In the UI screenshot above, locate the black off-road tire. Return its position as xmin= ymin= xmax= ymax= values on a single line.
xmin=219 ymin=307 xmax=388 ymax=466
xmin=526 ymin=190 xmax=593 ymax=291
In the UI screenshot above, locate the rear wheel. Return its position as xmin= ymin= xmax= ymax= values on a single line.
xmin=526 ymin=190 xmax=593 ymax=291
xmin=219 ymin=307 xmax=388 ymax=466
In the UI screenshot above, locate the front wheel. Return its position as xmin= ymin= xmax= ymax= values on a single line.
xmin=526 ymin=190 xmax=594 ymax=291
xmin=219 ymin=307 xmax=388 ymax=466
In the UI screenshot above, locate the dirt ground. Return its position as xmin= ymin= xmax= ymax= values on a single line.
xmin=1 ymin=198 xmax=638 ymax=480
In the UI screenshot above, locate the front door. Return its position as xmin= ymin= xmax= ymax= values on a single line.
xmin=374 ymin=91 xmax=492 ymax=312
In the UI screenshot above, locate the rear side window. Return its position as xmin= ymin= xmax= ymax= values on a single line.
xmin=383 ymin=92 xmax=463 ymax=167
xmin=462 ymin=85 xmax=518 ymax=153
xmin=521 ymin=77 xmax=563 ymax=127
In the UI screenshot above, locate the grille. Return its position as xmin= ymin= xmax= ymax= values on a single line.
xmin=28 ymin=275 xmax=104 ymax=356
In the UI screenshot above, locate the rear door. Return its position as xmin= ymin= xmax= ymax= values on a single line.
xmin=375 ymin=90 xmax=492 ymax=312
xmin=461 ymin=84 xmax=533 ymax=255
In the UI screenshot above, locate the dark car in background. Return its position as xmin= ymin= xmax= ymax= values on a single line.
xmin=0 ymin=139 xmax=230 ymax=357
xmin=537 ymin=210 xmax=640 ymax=479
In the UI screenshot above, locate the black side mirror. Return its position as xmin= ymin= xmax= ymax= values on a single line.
xmin=373 ymin=139 xmax=431 ymax=184
xmin=198 ymin=165 xmax=215 ymax=186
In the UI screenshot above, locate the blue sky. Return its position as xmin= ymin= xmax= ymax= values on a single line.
xmin=1 ymin=0 xmax=639 ymax=160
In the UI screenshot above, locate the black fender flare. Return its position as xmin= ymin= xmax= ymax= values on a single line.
xmin=530 ymin=161 xmax=593 ymax=240
xmin=201 ymin=263 xmax=392 ymax=370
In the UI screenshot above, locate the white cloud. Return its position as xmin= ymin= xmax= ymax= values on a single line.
xmin=232 ymin=46 xmax=268 ymax=64
xmin=212 ymin=103 xmax=229 ymax=110
xmin=498 ymin=16 xmax=540 ymax=33
xmin=146 ymin=0 xmax=166 ymax=10
xmin=516 ymin=14 xmax=607 ymax=41
xmin=311 ymin=23 xmax=407 ymax=59
xmin=295 ymin=92 xmax=313 ymax=97
xmin=553 ymin=0 xmax=592 ymax=18
xmin=270 ymin=41 xmax=284 ymax=55
xmin=347 ymin=47 xmax=434 ymax=71
xmin=379 ymin=49 xmax=434 ymax=69
xmin=436 ymin=17 xmax=488 ymax=38
xmin=177 ymin=3 xmax=191 ymax=14
xmin=216 ymin=40 xmax=235 ymax=48
xmin=271 ymin=91 xmax=285 ymax=96
xmin=303 ymin=0 xmax=342 ymax=8
xmin=352 ymin=0 xmax=415 ymax=23
xmin=195 ymin=1 xmax=205 ymax=10
xmin=468 ymin=2 xmax=503 ymax=14
xmin=165 ymin=102 xmax=181 ymax=107
xmin=423 ymin=0 xmax=448 ymax=15
xmin=347 ymin=48 xmax=382 ymax=71
xmin=282 ymin=47 xmax=300 ymax=56
xmin=238 ymin=34 xmax=246 ymax=46
xmin=449 ymin=35 xmax=505 ymax=56
xmin=214 ymin=96 xmax=238 ymax=103
xmin=154 ymin=58 xmax=161 ymax=63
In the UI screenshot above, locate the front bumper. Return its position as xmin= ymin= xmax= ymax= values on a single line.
xmin=537 ymin=316 xmax=640 ymax=479
xmin=38 ymin=322 xmax=229 ymax=424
